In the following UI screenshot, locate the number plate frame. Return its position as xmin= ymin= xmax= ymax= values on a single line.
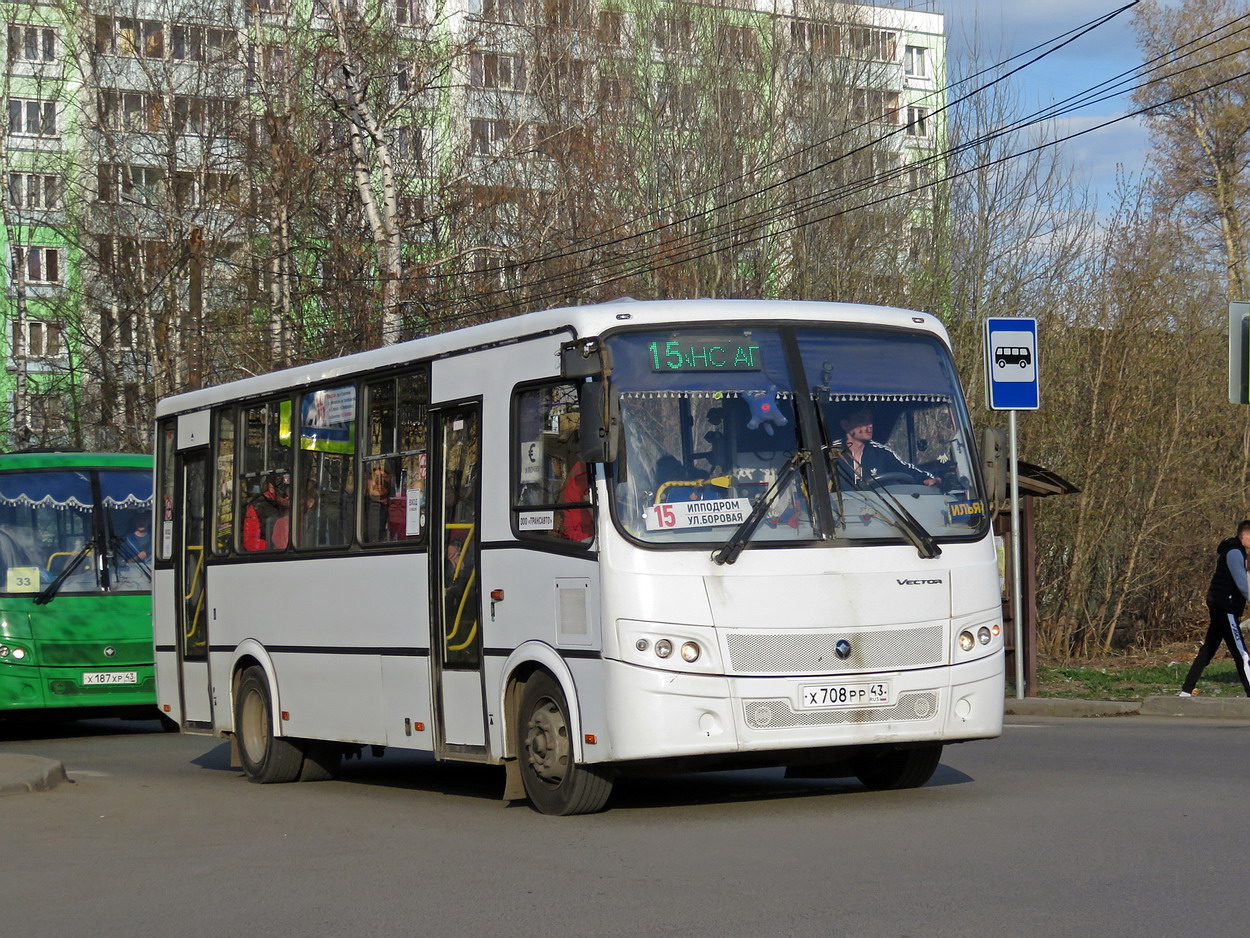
xmin=799 ymin=681 xmax=892 ymax=709
xmin=82 ymin=671 xmax=139 ymax=686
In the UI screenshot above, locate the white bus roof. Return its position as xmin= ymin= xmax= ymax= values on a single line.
xmin=156 ymin=298 xmax=948 ymax=417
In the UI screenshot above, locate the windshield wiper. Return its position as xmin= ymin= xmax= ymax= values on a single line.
xmin=712 ymin=450 xmax=811 ymax=566
xmin=837 ymin=454 xmax=942 ymax=560
xmin=110 ymin=535 xmax=152 ymax=583
xmin=34 ymin=542 xmax=93 ymax=605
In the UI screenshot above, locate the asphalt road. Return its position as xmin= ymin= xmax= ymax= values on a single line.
xmin=2 ymin=714 xmax=1247 ymax=937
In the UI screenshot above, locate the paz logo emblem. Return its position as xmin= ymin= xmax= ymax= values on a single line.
xmin=834 ymin=639 xmax=852 ymax=660
xmin=103 ymin=646 xmax=116 ymax=658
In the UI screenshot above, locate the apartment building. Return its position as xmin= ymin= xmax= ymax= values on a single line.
xmin=0 ymin=0 xmax=945 ymax=449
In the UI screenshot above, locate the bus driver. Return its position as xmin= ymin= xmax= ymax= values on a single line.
xmin=831 ymin=408 xmax=939 ymax=489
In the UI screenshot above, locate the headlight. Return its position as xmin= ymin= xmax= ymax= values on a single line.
xmin=977 ymin=627 xmax=992 ymax=645
xmin=0 ymin=645 xmax=8 ymax=657
xmin=958 ymin=631 xmax=975 ymax=652
xmin=680 ymin=641 xmax=700 ymax=663
xmin=654 ymin=639 xmax=673 ymax=659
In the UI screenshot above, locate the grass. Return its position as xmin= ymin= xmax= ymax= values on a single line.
xmin=1031 ymin=654 xmax=1243 ymax=701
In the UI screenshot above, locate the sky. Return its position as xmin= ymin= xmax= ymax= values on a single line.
xmin=934 ymin=0 xmax=1152 ymax=206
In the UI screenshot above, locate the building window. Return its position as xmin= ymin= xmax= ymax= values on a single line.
xmin=470 ymin=118 xmax=510 ymax=156
xmin=790 ymin=19 xmax=838 ymax=53
xmin=97 ymin=90 xmax=163 ymax=133
xmin=25 ymin=392 xmax=68 ymax=440
xmin=597 ymin=10 xmax=622 ymax=45
xmin=854 ymin=88 xmax=901 ymax=124
xmin=8 ymin=173 xmax=60 ymax=209
xmin=8 ymin=25 xmax=56 ymax=63
xmin=469 ymin=0 xmax=525 ymax=25
xmin=13 ymin=247 xmax=61 ymax=285
xmin=98 ymin=164 xmax=165 ymax=204
xmin=716 ymin=24 xmax=757 ymax=60
xmin=173 ymin=95 xmax=237 ymax=135
xmin=396 ymin=0 xmax=423 ymax=26
xmin=906 ymin=106 xmax=931 ymax=137
xmin=657 ymin=81 xmax=699 ymax=127
xmin=172 ymin=25 xmax=238 ymax=63
xmin=13 ymin=319 xmax=63 ymax=357
xmin=845 ymin=26 xmax=896 ymax=62
xmin=904 ymin=45 xmax=928 ymax=78
xmin=7 ymin=98 xmax=56 ymax=137
xmin=655 ymin=15 xmax=696 ymax=53
xmin=94 ymin=17 xmax=165 ymax=58
xmin=469 ymin=52 xmax=527 ymax=91
xmin=393 ymin=125 xmax=434 ymax=164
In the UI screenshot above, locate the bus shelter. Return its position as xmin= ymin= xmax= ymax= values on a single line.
xmin=996 ymin=460 xmax=1080 ymax=696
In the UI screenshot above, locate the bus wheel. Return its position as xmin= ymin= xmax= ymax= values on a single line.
xmin=235 ymin=666 xmax=303 ymax=784
xmin=516 ymin=672 xmax=613 ymax=816
xmin=854 ymin=743 xmax=943 ymax=791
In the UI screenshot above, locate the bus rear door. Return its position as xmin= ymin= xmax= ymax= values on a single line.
xmin=175 ymin=445 xmax=214 ymax=730
xmin=430 ymin=403 xmax=487 ymax=756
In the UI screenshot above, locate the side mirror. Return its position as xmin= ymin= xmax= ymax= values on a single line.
xmin=561 ymin=337 xmax=612 ymax=380
xmin=579 ymin=381 xmax=620 ymax=464
xmin=981 ymin=427 xmax=1007 ymax=510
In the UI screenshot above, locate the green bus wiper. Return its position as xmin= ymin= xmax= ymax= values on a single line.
xmin=712 ymin=450 xmax=811 ymax=566
xmin=34 ymin=542 xmax=93 ymax=605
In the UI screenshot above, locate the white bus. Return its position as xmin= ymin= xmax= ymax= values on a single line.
xmin=153 ymin=299 xmax=1004 ymax=815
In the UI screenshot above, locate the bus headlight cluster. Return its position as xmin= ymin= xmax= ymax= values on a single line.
xmin=0 ymin=644 xmax=27 ymax=660
xmin=958 ymin=627 xmax=997 ymax=652
xmin=634 ymin=637 xmax=701 ymax=663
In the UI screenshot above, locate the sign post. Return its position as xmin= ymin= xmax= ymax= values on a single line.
xmin=984 ymin=318 xmax=1039 ymax=700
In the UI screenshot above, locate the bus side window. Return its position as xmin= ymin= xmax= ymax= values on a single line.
xmin=361 ymin=370 xmax=427 ymax=545
xmin=213 ymin=408 xmax=235 ymax=555
xmin=513 ymin=382 xmax=594 ymax=545
xmin=238 ymin=400 xmax=292 ymax=552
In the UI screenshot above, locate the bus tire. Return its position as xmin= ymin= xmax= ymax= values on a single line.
xmin=855 ymin=743 xmax=942 ymax=790
xmin=235 ymin=666 xmax=303 ymax=784
xmin=516 ymin=671 xmax=613 ymax=816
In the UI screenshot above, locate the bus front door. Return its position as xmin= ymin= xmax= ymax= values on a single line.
xmin=175 ymin=448 xmax=213 ymax=729
xmin=431 ymin=404 xmax=487 ymax=755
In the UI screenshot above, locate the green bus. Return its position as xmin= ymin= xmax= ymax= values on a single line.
xmin=0 ymin=451 xmax=155 ymax=721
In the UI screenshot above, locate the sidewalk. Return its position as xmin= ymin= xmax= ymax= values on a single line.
xmin=0 ymin=753 xmax=67 ymax=797
xmin=1005 ymin=694 xmax=1250 ymax=720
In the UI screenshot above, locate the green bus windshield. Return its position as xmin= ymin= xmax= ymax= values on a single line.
xmin=0 ymin=467 xmax=154 ymax=596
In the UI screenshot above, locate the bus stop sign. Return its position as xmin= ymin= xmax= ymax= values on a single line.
xmin=984 ymin=317 xmax=1039 ymax=411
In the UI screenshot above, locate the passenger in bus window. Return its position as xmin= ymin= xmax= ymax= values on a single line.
xmin=557 ymin=459 xmax=593 ymax=543
xmin=242 ymin=471 xmax=291 ymax=551
xmin=365 ymin=464 xmax=394 ymax=541
xmin=831 ymin=408 xmax=939 ymax=488
xmin=120 ymin=513 xmax=151 ymax=563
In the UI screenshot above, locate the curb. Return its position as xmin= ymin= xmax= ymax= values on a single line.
xmin=1139 ymin=695 xmax=1250 ymax=719
xmin=1005 ymin=697 xmax=1141 ymax=718
xmin=1005 ymin=695 xmax=1250 ymax=720
xmin=0 ymin=754 xmax=67 ymax=796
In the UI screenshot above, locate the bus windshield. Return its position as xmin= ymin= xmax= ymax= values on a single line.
xmin=0 ymin=468 xmax=154 ymax=596
xmin=607 ymin=325 xmax=989 ymax=549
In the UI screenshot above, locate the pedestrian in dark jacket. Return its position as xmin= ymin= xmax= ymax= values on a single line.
xmin=1179 ymin=520 xmax=1250 ymax=697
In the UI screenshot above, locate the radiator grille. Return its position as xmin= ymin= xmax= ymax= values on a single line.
xmin=38 ymin=640 xmax=153 ymax=667
xmin=743 ymin=691 xmax=939 ymax=729
xmin=725 ymin=626 xmax=943 ymax=674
